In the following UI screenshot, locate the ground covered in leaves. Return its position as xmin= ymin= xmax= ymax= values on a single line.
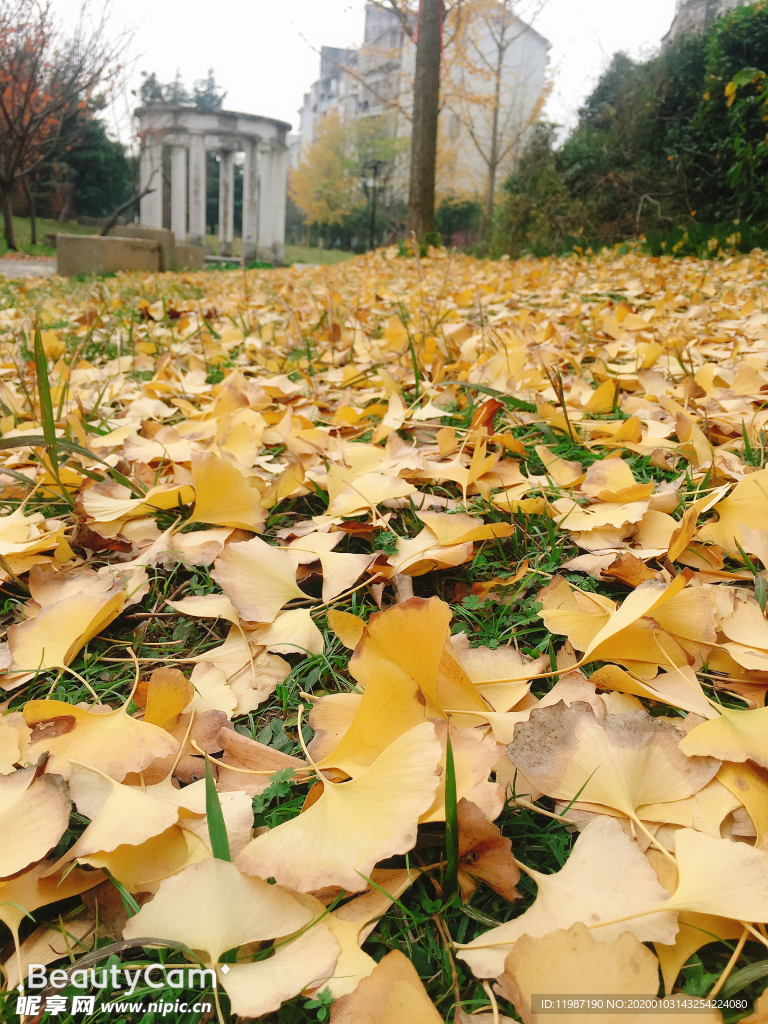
xmin=1 ymin=245 xmax=768 ymax=1023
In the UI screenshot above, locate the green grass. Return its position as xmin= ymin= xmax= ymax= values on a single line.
xmin=284 ymin=244 xmax=356 ymax=266
xmin=0 ymin=218 xmax=357 ymax=267
xmin=0 ymin=216 xmax=99 ymax=258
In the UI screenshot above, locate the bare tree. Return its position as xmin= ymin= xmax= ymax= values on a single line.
xmin=447 ymin=0 xmax=548 ymax=237
xmin=0 ymin=0 xmax=127 ymax=249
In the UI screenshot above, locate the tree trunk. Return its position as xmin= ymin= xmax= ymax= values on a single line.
xmin=22 ymin=177 xmax=36 ymax=246
xmin=484 ymin=156 xmax=498 ymax=240
xmin=483 ymin=38 xmax=504 ymax=241
xmin=406 ymin=0 xmax=443 ymax=245
xmin=2 ymin=189 xmax=16 ymax=251
xmin=58 ymin=191 xmax=72 ymax=224
xmin=305 ymin=222 xmax=311 ymax=247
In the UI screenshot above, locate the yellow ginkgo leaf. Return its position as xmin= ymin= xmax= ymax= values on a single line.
xmin=415 ymin=510 xmax=515 ymax=546
xmin=458 ymin=816 xmax=677 ymax=979
xmin=211 ymin=535 xmax=307 ymax=622
xmin=219 ymin=926 xmax=339 ymax=1018
xmin=635 ymin=778 xmax=741 ymax=837
xmin=697 ymin=468 xmax=768 ymax=555
xmin=508 ymin=702 xmax=720 ymax=823
xmin=647 ymin=848 xmax=744 ymax=996
xmin=316 ymin=551 xmax=375 ymax=601
xmin=317 ymin=661 xmax=428 ymax=777
xmin=327 ymin=471 xmax=415 ymax=518
xmin=123 ymin=857 xmax=316 ymax=963
xmin=52 ymin=767 xmax=204 ymax=868
xmin=327 ymin=608 xmax=366 ymax=650
xmin=166 ymin=593 xmax=241 ymax=625
xmin=27 ymin=562 xmax=115 ymax=608
xmin=24 ymin=700 xmax=179 ymax=781
xmin=187 ymin=450 xmax=266 ymax=532
xmin=537 ymin=574 xmax=709 ymax=678
xmin=452 ymin=639 xmax=545 ymax=712
xmin=461 ymin=673 xmax=607 ymax=744
xmin=580 ymin=456 xmax=653 ymax=502
xmin=679 ymin=705 xmax=768 ymax=769
xmin=138 ymin=668 xmax=194 ymax=732
xmin=349 ymin=596 xmax=451 ymax=688
xmin=79 ymin=825 xmax=202 ymax=893
xmin=349 ymin=597 xmax=488 ymax=716
xmin=329 ymin=949 xmax=444 ymax=1024
xmin=0 ymin=765 xmax=70 ymax=879
xmin=235 ymin=722 xmax=441 ymax=892
xmin=495 ymin=923 xmax=661 ymax=1024
xmin=81 ymin=482 xmax=194 ymax=523
xmin=189 ymin=624 xmax=291 ymax=714
xmin=590 ymin=664 xmax=718 ymax=720
xmin=579 ymin=574 xmax=696 ymax=663
xmin=534 ymin=444 xmax=584 ymax=486
xmin=0 ymin=862 xmax=102 ymax=987
xmin=720 ymin=594 xmax=768 ymax=671
xmin=247 ymin=608 xmax=324 ymax=655
xmin=308 ymin=693 xmax=363 ymax=761
xmin=0 ymin=712 xmax=29 ymax=774
xmin=666 ymin=827 xmax=768 ymax=919
xmin=8 ymin=586 xmax=125 ymax=671
xmin=717 ymin=761 xmax=768 ymax=845
xmin=181 ymin=789 xmax=255 ymax=858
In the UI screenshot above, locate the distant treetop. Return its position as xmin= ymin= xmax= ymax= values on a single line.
xmin=135 ymin=68 xmax=227 ymax=110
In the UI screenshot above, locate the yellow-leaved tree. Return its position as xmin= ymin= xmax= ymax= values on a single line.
xmin=288 ymin=111 xmax=357 ymax=245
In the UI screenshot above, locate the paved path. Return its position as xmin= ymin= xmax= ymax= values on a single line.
xmin=0 ymin=259 xmax=55 ymax=280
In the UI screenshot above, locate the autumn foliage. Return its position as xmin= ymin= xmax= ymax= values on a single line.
xmin=2 ymin=245 xmax=768 ymax=1018
xmin=0 ymin=0 xmax=124 ymax=249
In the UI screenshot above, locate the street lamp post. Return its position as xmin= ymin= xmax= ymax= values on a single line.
xmin=363 ymin=159 xmax=385 ymax=251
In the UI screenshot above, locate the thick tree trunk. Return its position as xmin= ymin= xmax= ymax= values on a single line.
xmin=2 ymin=190 xmax=16 ymax=251
xmin=406 ymin=0 xmax=443 ymax=245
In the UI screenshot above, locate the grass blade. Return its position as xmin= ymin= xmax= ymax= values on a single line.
xmin=444 ymin=733 xmax=459 ymax=898
xmin=33 ymin=325 xmax=57 ymax=457
xmin=34 ymin=324 xmax=74 ymax=507
xmin=104 ymin=868 xmax=141 ymax=916
xmin=205 ymin=756 xmax=231 ymax=861
xmin=0 ymin=435 xmax=146 ymax=496
xmin=446 ymin=379 xmax=537 ymax=413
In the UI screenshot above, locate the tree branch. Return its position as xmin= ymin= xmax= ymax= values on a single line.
xmin=100 ymin=184 xmax=156 ymax=236
xmin=379 ymin=0 xmax=414 ymax=39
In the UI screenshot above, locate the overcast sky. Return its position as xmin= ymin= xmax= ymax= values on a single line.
xmin=98 ymin=0 xmax=678 ymax=144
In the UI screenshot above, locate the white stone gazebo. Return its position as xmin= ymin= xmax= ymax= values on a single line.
xmin=135 ymin=105 xmax=291 ymax=264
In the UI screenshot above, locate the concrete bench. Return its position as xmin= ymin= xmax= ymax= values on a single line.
xmin=55 ymin=232 xmax=205 ymax=276
xmin=56 ymin=234 xmax=161 ymax=276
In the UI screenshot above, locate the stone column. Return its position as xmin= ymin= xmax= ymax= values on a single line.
xmin=139 ymin=137 xmax=163 ymax=228
xmin=218 ymin=150 xmax=235 ymax=257
xmin=241 ymin=139 xmax=259 ymax=264
xmin=257 ymin=145 xmax=274 ymax=262
xmin=270 ymin=145 xmax=288 ymax=264
xmin=170 ymin=145 xmax=187 ymax=243
xmin=188 ymin=133 xmax=206 ymax=248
